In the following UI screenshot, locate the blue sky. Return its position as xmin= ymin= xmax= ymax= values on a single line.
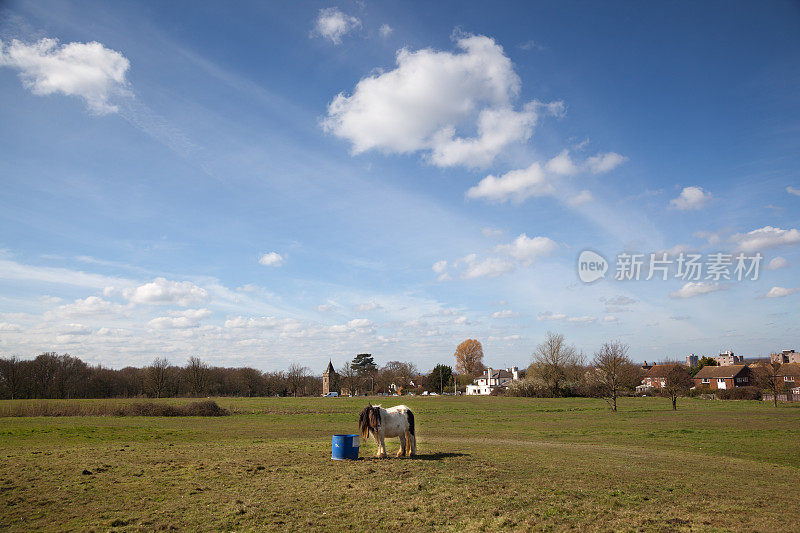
xmin=1 ymin=0 xmax=799 ymax=372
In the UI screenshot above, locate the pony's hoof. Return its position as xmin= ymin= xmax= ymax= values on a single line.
xmin=377 ymin=453 xmax=387 ymax=459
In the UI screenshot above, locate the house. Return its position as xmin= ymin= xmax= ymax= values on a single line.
xmin=776 ymin=363 xmax=800 ymax=390
xmin=692 ymin=365 xmax=751 ymax=390
xmin=771 ymin=349 xmax=800 ymax=365
xmin=641 ymin=364 xmax=683 ymax=390
xmin=714 ymin=351 xmax=744 ymax=366
xmin=466 ymin=367 xmax=519 ymax=395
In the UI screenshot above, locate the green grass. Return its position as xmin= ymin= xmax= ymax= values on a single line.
xmin=1 ymin=396 xmax=798 ymax=531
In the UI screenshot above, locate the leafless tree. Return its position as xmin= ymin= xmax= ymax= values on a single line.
xmin=755 ymin=362 xmax=786 ymax=407
xmin=147 ymin=357 xmax=170 ymax=398
xmin=663 ymin=364 xmax=692 ymax=410
xmin=286 ymin=363 xmax=311 ymax=397
xmin=340 ymin=361 xmax=358 ymax=396
xmin=186 ymin=357 xmax=209 ymax=397
xmin=589 ymin=341 xmax=642 ymax=411
xmin=529 ymin=332 xmax=584 ymax=397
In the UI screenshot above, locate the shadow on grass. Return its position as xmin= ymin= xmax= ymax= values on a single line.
xmin=412 ymin=452 xmax=469 ymax=461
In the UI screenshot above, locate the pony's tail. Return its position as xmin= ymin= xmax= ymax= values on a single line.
xmin=407 ymin=409 xmax=415 ymax=436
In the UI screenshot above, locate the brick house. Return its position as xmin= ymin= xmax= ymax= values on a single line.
xmin=641 ymin=364 xmax=683 ymax=390
xmin=692 ymin=365 xmax=751 ymax=390
xmin=776 ymin=363 xmax=800 ymax=390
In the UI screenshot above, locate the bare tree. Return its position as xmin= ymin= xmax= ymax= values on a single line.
xmin=186 ymin=357 xmax=209 ymax=397
xmin=589 ymin=341 xmax=642 ymax=411
xmin=529 ymin=332 xmax=584 ymax=397
xmin=0 ymin=356 xmax=21 ymax=399
xmin=147 ymin=358 xmax=170 ymax=398
xmin=755 ymin=362 xmax=786 ymax=407
xmin=663 ymin=364 xmax=692 ymax=410
xmin=286 ymin=363 xmax=310 ymax=397
xmin=340 ymin=362 xmax=358 ymax=396
xmin=454 ymin=339 xmax=485 ymax=376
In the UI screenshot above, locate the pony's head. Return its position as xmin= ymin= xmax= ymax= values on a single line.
xmin=358 ymin=403 xmax=381 ymax=439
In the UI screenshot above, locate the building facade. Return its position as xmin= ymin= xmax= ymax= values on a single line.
xmin=466 ymin=367 xmax=519 ymax=395
xmin=692 ymin=365 xmax=751 ymax=390
xmin=322 ymin=360 xmax=339 ymax=395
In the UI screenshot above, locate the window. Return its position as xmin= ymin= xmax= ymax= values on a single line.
xmin=717 ymin=378 xmax=725 ymax=383
xmin=702 ymin=378 xmax=710 ymax=384
xmin=785 ymin=376 xmax=795 ymax=382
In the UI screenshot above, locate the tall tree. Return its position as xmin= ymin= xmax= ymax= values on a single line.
xmin=286 ymin=363 xmax=310 ymax=397
xmin=428 ymin=364 xmax=453 ymax=394
xmin=529 ymin=332 xmax=583 ymax=397
xmin=455 ymin=339 xmax=485 ymax=376
xmin=147 ymin=357 xmax=170 ymax=398
xmin=352 ymin=353 xmax=377 ymax=393
xmin=755 ymin=362 xmax=786 ymax=407
xmin=0 ymin=356 xmax=21 ymax=399
xmin=186 ymin=357 xmax=209 ymax=397
xmin=663 ymin=365 xmax=692 ymax=410
xmin=340 ymin=362 xmax=358 ymax=396
xmin=589 ymin=341 xmax=642 ymax=411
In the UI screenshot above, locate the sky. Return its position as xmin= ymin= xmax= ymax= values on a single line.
xmin=0 ymin=0 xmax=799 ymax=373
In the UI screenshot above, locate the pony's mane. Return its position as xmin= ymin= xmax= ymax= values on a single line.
xmin=358 ymin=404 xmax=381 ymax=440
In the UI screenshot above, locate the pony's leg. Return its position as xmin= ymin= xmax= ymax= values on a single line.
xmin=409 ymin=433 xmax=416 ymax=456
xmin=396 ymin=434 xmax=406 ymax=458
xmin=377 ymin=435 xmax=387 ymax=458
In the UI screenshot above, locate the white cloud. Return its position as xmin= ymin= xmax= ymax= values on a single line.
xmin=329 ymin=318 xmax=374 ymax=333
xmin=0 ymin=38 xmax=130 ymax=114
xmin=536 ymin=312 xmax=567 ymax=321
xmin=432 ymin=260 xmax=448 ymax=273
xmin=467 ymin=149 xmax=624 ymax=203
xmin=258 ymin=252 xmax=284 ymax=267
xmin=566 ymin=190 xmax=593 ymax=206
xmin=669 ymin=186 xmax=712 ymax=210
xmin=467 ymin=161 xmax=553 ymax=202
xmin=693 ymin=230 xmax=723 ymax=246
xmin=585 ymin=152 xmax=627 ymax=174
xmin=765 ymin=286 xmax=800 ymax=298
xmin=767 ymin=257 xmax=789 ymax=270
xmin=44 ymin=296 xmax=127 ymax=320
xmin=59 ymin=323 xmax=92 ymax=335
xmin=787 ymin=186 xmax=800 ymax=197
xmin=461 ymin=255 xmax=515 ymax=279
xmin=567 ymin=316 xmax=596 ymax=323
xmin=317 ymin=303 xmax=338 ymax=312
xmin=324 ymin=33 xmax=561 ymax=169
xmin=354 ymin=301 xmax=383 ymax=312
xmin=481 ymin=227 xmax=504 ymax=238
xmin=224 ymin=316 xmax=280 ymax=329
xmin=494 ymin=234 xmax=558 ymax=265
xmin=492 ymin=309 xmax=518 ymax=319
xmin=730 ymin=226 xmax=800 ymax=252
xmin=602 ymin=315 xmax=617 ymax=323
xmin=312 ymin=8 xmax=361 ymax=45
xmin=669 ymin=282 xmax=724 ymax=299
xmin=122 ymin=278 xmax=208 ymax=307
xmin=379 ymin=24 xmax=393 ymax=38
xmin=436 ymin=272 xmax=452 ymax=282
xmin=0 ymin=322 xmax=22 ymax=332
xmin=149 ymin=308 xmax=212 ymax=329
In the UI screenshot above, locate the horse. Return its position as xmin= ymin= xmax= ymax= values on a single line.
xmin=358 ymin=403 xmax=416 ymax=458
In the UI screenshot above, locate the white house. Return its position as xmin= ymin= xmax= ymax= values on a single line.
xmin=466 ymin=367 xmax=519 ymax=395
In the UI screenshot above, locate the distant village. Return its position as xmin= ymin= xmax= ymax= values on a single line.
xmin=321 ymin=349 xmax=800 ymax=401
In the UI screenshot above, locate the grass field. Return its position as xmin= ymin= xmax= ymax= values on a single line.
xmin=1 ymin=396 xmax=799 ymax=531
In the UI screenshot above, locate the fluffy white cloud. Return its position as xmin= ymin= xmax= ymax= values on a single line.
xmin=149 ymin=308 xmax=212 ymax=329
xmin=494 ymin=234 xmax=558 ymax=265
xmin=467 ymin=149 xmax=623 ymax=203
xmin=669 ymin=186 xmax=712 ymax=210
xmin=467 ymin=161 xmax=554 ymax=202
xmin=59 ymin=323 xmax=92 ymax=335
xmin=44 ymin=296 xmax=127 ymax=320
xmin=0 ymin=38 xmax=130 ymax=114
xmin=481 ymin=228 xmax=504 ymax=238
xmin=317 ymin=303 xmax=338 ymax=312
xmin=122 ymin=278 xmax=208 ymax=307
xmin=730 ymin=226 xmax=800 ymax=252
xmin=787 ymin=186 xmax=800 ymax=197
xmin=460 ymin=255 xmax=514 ymax=279
xmin=432 ymin=260 xmax=448 ymax=273
xmin=602 ymin=315 xmax=618 ymax=323
xmin=258 ymin=252 xmax=284 ymax=267
xmin=492 ymin=310 xmax=518 ymax=319
xmin=765 ymin=286 xmax=800 ymax=298
xmin=566 ymin=190 xmax=593 ymax=206
xmin=585 ymin=152 xmax=627 ymax=174
xmin=669 ymin=282 xmax=724 ymax=298
xmin=312 ymin=8 xmax=361 ymax=45
xmin=324 ymin=34 xmax=561 ymax=168
xmin=329 ymin=318 xmax=374 ymax=333
xmin=379 ymin=24 xmax=393 ymax=38
xmin=767 ymin=257 xmax=789 ymax=270
xmin=0 ymin=322 xmax=22 ymax=332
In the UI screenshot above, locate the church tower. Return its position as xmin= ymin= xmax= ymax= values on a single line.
xmin=322 ymin=360 xmax=338 ymax=395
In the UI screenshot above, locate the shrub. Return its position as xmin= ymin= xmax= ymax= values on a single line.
xmin=715 ymin=387 xmax=761 ymax=401
xmin=116 ymin=400 xmax=229 ymax=417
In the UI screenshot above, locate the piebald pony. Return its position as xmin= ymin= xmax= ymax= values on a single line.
xmin=358 ymin=404 xmax=416 ymax=458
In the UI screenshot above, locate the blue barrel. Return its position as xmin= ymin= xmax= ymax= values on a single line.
xmin=331 ymin=434 xmax=359 ymax=460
